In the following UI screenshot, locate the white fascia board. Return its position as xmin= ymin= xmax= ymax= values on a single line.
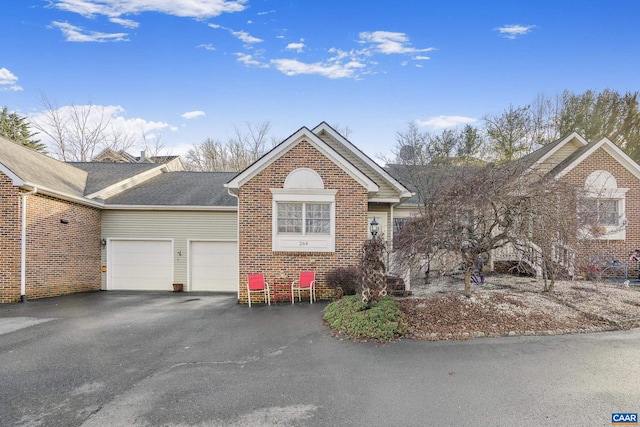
xmin=530 ymin=132 xmax=589 ymax=171
xmin=312 ymin=122 xmax=412 ymax=198
xmin=0 ymin=163 xmax=24 ymax=186
xmin=226 ymin=126 xmax=379 ymax=193
xmin=555 ymin=137 xmax=640 ymax=181
xmin=102 ymin=204 xmax=238 ymax=211
xmin=20 ymin=182 xmax=104 ymax=208
xmin=86 ymin=164 xmax=169 ymax=199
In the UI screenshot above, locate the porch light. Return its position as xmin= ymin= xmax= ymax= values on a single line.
xmin=370 ymin=217 xmax=379 ymax=238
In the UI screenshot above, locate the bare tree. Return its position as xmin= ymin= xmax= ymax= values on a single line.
xmin=30 ymin=95 xmax=139 ymax=161
xmin=331 ymin=123 xmax=353 ymax=138
xmin=186 ymin=121 xmax=275 ymax=172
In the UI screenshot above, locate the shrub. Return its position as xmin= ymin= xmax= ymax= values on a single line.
xmin=323 ymin=295 xmax=406 ymax=341
xmin=325 ymin=266 xmax=360 ymax=296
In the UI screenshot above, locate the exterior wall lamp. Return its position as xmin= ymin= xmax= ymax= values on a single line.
xmin=101 ymin=239 xmax=107 ymax=247
xmin=370 ymin=217 xmax=379 ymax=238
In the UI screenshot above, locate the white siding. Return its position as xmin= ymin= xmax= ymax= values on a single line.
xmin=101 ymin=210 xmax=238 ymax=289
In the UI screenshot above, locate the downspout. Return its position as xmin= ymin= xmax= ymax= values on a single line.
xmin=21 ymin=187 xmax=37 ymax=302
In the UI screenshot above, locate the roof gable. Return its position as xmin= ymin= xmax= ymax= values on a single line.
xmin=311 ymin=122 xmax=412 ymax=201
xmin=553 ymin=137 xmax=640 ymax=180
xmin=225 ymin=125 xmax=380 ymax=196
xmin=520 ymin=132 xmax=588 ymax=174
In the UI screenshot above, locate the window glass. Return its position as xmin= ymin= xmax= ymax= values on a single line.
xmin=277 ymin=203 xmax=302 ymax=233
xmin=582 ymin=199 xmax=618 ymax=227
xmin=306 ymin=204 xmax=330 ymax=234
xmin=597 ymin=199 xmax=618 ymax=226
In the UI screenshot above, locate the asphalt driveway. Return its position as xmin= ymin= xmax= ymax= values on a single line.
xmin=1 ymin=291 xmax=639 ymax=426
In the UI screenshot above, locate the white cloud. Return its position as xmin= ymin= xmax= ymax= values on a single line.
xmin=271 ymin=58 xmax=365 ymax=79
xmin=235 ymin=53 xmax=268 ymax=67
xmin=0 ymin=67 xmax=23 ymax=91
xmin=231 ymin=30 xmax=263 ymax=44
xmin=182 ymin=110 xmax=206 ymax=119
xmin=495 ymin=24 xmax=536 ymax=39
xmin=109 ymin=17 xmax=139 ymax=28
xmin=285 ymin=42 xmax=305 ymax=53
xmin=51 ymin=21 xmax=128 ymax=42
xmin=257 ymin=10 xmax=275 ymax=16
xmin=413 ymin=55 xmax=431 ymax=60
xmin=209 ymin=23 xmax=262 ymax=45
xmin=51 ymin=0 xmax=248 ymax=20
xmin=197 ymin=43 xmax=216 ymax=51
xmin=29 ymin=104 xmax=174 ymax=153
xmin=359 ymin=31 xmax=435 ymax=55
xmin=416 ymin=115 xmax=477 ymax=129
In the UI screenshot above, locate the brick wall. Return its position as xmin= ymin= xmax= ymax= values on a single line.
xmin=561 ymin=147 xmax=640 ymax=273
xmin=25 ymin=194 xmax=102 ymax=300
xmin=0 ymin=173 xmax=21 ymax=303
xmin=0 ymin=172 xmax=102 ymax=303
xmin=237 ymin=140 xmax=369 ymax=303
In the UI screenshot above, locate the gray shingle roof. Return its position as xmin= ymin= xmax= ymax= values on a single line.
xmin=105 ymin=172 xmax=237 ymax=207
xmin=69 ymin=162 xmax=161 ymax=195
xmin=0 ymin=135 xmax=87 ymax=197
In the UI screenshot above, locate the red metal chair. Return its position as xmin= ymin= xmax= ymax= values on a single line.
xmin=247 ymin=274 xmax=270 ymax=307
xmin=291 ymin=271 xmax=316 ymax=304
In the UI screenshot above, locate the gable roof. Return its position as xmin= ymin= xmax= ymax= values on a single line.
xmin=550 ymin=137 xmax=640 ymax=181
xmin=225 ymin=122 xmax=412 ymax=203
xmin=312 ymin=122 xmax=412 ymax=202
xmin=0 ymin=135 xmax=90 ymax=202
xmin=516 ymin=132 xmax=588 ymax=172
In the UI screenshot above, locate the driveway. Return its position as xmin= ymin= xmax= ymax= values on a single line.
xmin=1 ymin=291 xmax=639 ymax=426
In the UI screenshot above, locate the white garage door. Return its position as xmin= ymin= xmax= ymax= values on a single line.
xmin=109 ymin=240 xmax=173 ymax=291
xmin=189 ymin=241 xmax=238 ymax=292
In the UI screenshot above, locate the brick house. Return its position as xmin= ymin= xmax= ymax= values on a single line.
xmin=225 ymin=123 xmax=412 ymax=303
xmin=2 ymin=125 xmax=640 ymax=303
xmin=0 ymin=135 xmax=102 ymax=302
xmin=518 ymin=132 xmax=640 ymax=273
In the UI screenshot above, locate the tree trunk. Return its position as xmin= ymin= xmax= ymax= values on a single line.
xmin=464 ymin=269 xmax=472 ymax=297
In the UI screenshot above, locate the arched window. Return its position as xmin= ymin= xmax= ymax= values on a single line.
xmin=271 ymin=168 xmax=336 ymax=252
xmin=582 ymin=170 xmax=627 ymax=240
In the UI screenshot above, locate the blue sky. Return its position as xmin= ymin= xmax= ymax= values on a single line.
xmin=2 ymin=0 xmax=640 ymax=161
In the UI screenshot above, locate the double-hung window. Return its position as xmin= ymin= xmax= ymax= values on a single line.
xmin=277 ymin=203 xmax=330 ymax=235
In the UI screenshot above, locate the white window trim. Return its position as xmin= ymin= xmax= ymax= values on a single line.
xmin=582 ymin=188 xmax=628 ymax=241
xmin=271 ymin=189 xmax=337 ymax=252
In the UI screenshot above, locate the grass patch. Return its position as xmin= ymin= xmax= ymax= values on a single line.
xmin=323 ymin=295 xmax=406 ymax=341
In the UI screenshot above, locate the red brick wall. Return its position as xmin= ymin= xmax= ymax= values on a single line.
xmin=237 ymin=140 xmax=369 ymax=303
xmin=0 ymin=173 xmax=21 ymax=303
xmin=561 ymin=147 xmax=640 ymax=273
xmin=25 ymin=194 xmax=102 ymax=300
xmin=0 ymin=172 xmax=102 ymax=303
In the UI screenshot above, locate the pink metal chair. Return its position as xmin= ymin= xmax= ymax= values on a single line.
xmin=247 ymin=274 xmax=270 ymax=307
xmin=291 ymin=271 xmax=316 ymax=304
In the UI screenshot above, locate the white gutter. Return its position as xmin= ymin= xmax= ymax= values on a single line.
xmin=21 ymin=187 xmax=37 ymax=302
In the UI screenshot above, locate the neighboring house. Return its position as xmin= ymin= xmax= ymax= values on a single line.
xmin=1 ymin=126 xmax=639 ymax=303
xmin=516 ymin=132 xmax=640 ymax=270
xmin=92 ymin=147 xmax=183 ymax=169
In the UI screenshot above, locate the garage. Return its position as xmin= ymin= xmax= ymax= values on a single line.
xmin=189 ymin=241 xmax=238 ymax=292
xmin=108 ymin=239 xmax=173 ymax=291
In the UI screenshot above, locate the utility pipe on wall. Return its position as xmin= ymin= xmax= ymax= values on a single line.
xmin=21 ymin=187 xmax=37 ymax=303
